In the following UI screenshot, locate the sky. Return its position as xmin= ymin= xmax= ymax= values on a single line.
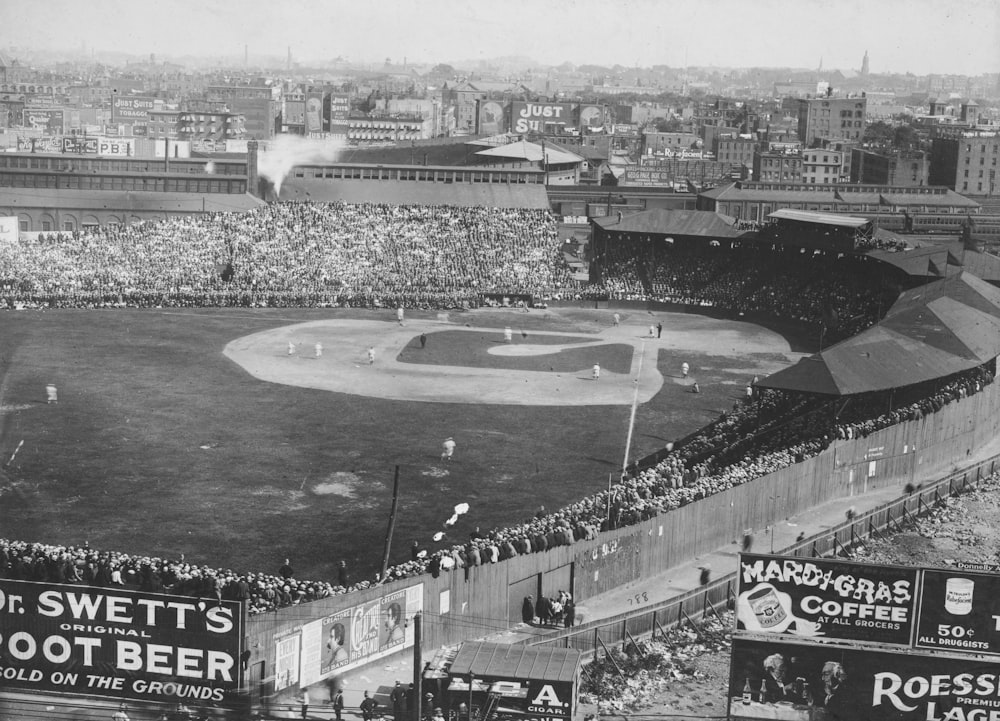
xmin=1 ymin=0 xmax=998 ymax=77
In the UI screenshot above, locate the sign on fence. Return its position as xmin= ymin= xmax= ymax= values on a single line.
xmin=915 ymin=568 xmax=1000 ymax=656
xmin=736 ymin=554 xmax=919 ymax=647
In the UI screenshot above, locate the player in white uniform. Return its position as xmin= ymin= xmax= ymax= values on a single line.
xmin=441 ymin=437 xmax=456 ymax=461
xmin=592 ymin=364 xmax=600 ymax=380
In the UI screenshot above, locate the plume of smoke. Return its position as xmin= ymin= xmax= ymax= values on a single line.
xmin=257 ymin=135 xmax=347 ymax=198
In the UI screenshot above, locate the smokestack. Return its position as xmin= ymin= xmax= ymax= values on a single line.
xmin=247 ymin=139 xmax=259 ymax=198
xmin=287 ymin=46 xmax=291 ymax=71
xmin=244 ymin=44 xmax=248 ymax=68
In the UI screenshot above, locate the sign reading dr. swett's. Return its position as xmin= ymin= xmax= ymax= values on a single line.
xmin=0 ymin=579 xmax=243 ymax=704
xmin=736 ymin=554 xmax=917 ymax=646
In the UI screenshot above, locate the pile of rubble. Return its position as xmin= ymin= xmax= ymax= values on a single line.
xmin=580 ymin=613 xmax=732 ymax=713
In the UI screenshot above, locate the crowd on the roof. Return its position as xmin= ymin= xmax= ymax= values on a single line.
xmin=0 ymin=201 xmax=991 ymax=615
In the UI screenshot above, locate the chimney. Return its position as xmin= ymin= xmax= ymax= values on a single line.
xmin=247 ymin=139 xmax=260 ymax=197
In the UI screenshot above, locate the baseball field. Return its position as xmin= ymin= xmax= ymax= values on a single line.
xmin=0 ymin=305 xmax=807 ymax=583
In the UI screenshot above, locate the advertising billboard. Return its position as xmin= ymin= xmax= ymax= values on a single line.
xmin=111 ymin=96 xmax=156 ymax=123
xmin=0 ymin=579 xmax=244 ymax=704
xmin=915 ymin=569 xmax=1000 ymax=656
xmin=330 ymin=94 xmax=351 ymax=121
xmin=477 ymin=100 xmax=506 ymax=136
xmin=22 ymin=108 xmax=64 ymax=133
xmin=510 ymin=102 xmax=573 ymax=134
xmin=622 ymin=166 xmax=674 ymax=186
xmin=0 ymin=216 xmax=18 ymax=244
xmin=730 ymin=637 xmax=1000 ymax=721
xmin=492 ymin=680 xmax=575 ymax=721
xmin=306 ymin=92 xmax=325 ymax=133
xmin=577 ymin=104 xmax=604 ymax=129
xmin=97 ymin=138 xmax=135 ymax=156
xmin=273 ymin=631 xmax=301 ymax=692
xmin=298 ymin=584 xmax=422 ymax=687
xmin=62 ymin=137 xmax=100 ymax=154
xmin=16 ymin=136 xmax=61 ymax=153
xmin=736 ymin=554 xmax=918 ymax=647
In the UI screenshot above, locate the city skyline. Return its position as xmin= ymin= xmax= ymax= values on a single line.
xmin=1 ymin=0 xmax=998 ymax=78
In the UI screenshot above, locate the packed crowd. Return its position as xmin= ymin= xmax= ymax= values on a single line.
xmin=0 ymin=202 xmax=571 ymax=309
xmin=588 ymin=239 xmax=895 ymax=340
xmin=2 ymin=362 xmax=991 ymax=614
xmin=0 ymin=201 xmax=991 ymax=616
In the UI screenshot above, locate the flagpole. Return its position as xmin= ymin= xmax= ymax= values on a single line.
xmin=622 ymin=341 xmax=645 ymax=475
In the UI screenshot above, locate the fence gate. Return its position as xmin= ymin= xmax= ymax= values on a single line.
xmin=508 ymin=574 xmax=540 ymax=625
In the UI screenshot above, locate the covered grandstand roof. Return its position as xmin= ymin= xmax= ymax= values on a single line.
xmin=592 ymin=208 xmax=744 ymax=237
xmin=279 ymin=178 xmax=550 ymax=209
xmin=868 ymin=240 xmax=1000 ymax=283
xmin=700 ymin=181 xmax=981 ymax=210
xmin=759 ymin=271 xmax=1000 ymax=396
xmin=0 ymin=187 xmax=264 ymax=213
xmin=768 ymin=209 xmax=870 ymax=228
xmin=474 ymin=140 xmax=585 ymax=165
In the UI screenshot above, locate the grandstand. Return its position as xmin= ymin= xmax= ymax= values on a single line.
xmin=1 ymin=195 xmax=999 ymax=720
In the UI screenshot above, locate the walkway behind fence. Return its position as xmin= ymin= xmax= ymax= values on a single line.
xmin=520 ymin=455 xmax=1000 ymax=657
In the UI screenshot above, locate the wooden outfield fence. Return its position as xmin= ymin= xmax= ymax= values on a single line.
xmin=526 ymin=455 xmax=999 ymax=657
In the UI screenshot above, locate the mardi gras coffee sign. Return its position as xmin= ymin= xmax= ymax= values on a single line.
xmin=736 ymin=554 xmax=918 ymax=646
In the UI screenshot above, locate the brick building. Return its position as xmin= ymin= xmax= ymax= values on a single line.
xmin=797 ymin=95 xmax=867 ymax=146
xmin=929 ymin=130 xmax=1000 ymax=196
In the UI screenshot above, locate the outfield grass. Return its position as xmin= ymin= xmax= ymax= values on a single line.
xmin=0 ymin=307 xmax=799 ymax=583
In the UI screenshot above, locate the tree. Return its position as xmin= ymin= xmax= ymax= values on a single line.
xmin=652 ymin=117 xmax=683 ymax=133
xmin=430 ymin=64 xmax=455 ymax=77
xmin=863 ymin=121 xmax=894 ymax=148
xmin=893 ymin=124 xmax=919 ymax=151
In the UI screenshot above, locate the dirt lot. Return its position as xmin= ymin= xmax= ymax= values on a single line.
xmin=582 ymin=474 xmax=1000 ymax=720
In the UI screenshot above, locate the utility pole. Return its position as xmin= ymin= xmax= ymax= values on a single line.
xmin=412 ymin=613 xmax=422 ymax=721
xmin=380 ymin=465 xmax=401 ymax=583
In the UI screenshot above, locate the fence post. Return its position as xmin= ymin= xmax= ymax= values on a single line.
xmin=811 ymin=541 xmax=820 ymax=557
xmin=621 ymin=619 xmax=628 ymax=653
xmin=593 ymin=627 xmax=600 ymax=659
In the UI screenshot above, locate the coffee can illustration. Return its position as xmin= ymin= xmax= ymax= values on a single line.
xmin=747 ymin=584 xmax=788 ymax=628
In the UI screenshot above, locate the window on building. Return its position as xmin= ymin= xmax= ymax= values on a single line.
xmin=19 ymin=220 xmax=28 ymax=231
